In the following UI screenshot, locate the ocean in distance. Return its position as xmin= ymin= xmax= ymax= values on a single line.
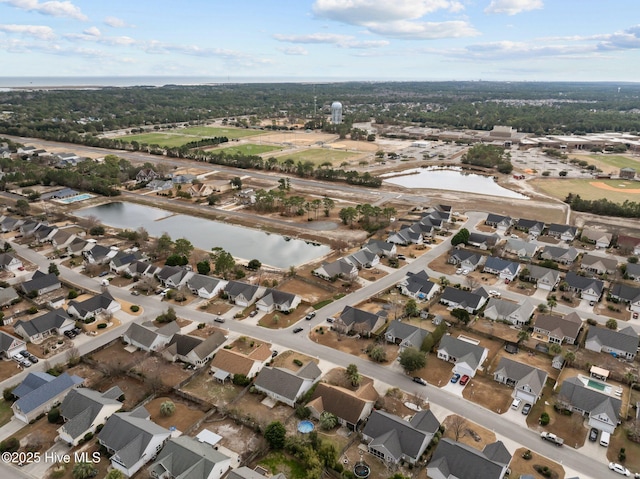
xmin=0 ymin=76 xmax=377 ymax=90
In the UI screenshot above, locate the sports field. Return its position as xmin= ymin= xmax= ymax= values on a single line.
xmin=571 ymin=153 xmax=640 ymax=173
xmin=532 ymin=177 xmax=640 ymax=203
xmin=277 ymin=148 xmax=361 ymax=166
xmin=218 ymin=144 xmax=282 ymax=155
xmin=119 ymin=126 xmax=267 ymax=148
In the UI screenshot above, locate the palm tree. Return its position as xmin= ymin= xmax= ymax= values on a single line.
xmin=563 ymin=351 xmax=575 ymax=366
xmin=72 ymin=462 xmax=97 ymax=479
xmin=106 ymin=470 xmax=125 ymax=479
xmin=160 ymin=400 xmax=176 ymax=417
xmin=517 ymin=330 xmax=530 ymax=344
xmin=547 ymin=297 xmax=557 ymax=314
xmin=345 ymin=364 xmax=361 ymax=387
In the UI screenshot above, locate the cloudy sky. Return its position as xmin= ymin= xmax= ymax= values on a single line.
xmin=1 ymin=0 xmax=639 ymax=82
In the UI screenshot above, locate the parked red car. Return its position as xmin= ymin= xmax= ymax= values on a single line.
xmin=459 ymin=375 xmax=470 ymax=386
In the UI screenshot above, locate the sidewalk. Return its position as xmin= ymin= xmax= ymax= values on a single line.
xmin=0 ymin=417 xmax=26 ymax=442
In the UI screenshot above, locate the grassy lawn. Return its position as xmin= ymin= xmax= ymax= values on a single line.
xmin=181 ymin=126 xmax=267 ymax=138
xmin=278 ymin=148 xmax=360 ymax=166
xmin=258 ymin=452 xmax=307 ymax=479
xmin=218 ymin=143 xmax=282 ymax=155
xmin=118 ymin=132 xmax=196 ymax=148
xmin=586 ymin=154 xmax=640 ymax=170
xmin=0 ymin=399 xmax=13 ymax=426
xmin=532 ymin=178 xmax=640 ymax=203
xmin=510 ymin=447 xmax=565 ymax=479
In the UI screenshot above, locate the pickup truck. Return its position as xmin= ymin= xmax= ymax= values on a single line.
xmin=540 ymin=432 xmax=564 ymax=446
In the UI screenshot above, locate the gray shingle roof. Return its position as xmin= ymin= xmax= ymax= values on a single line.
xmin=149 ymin=435 xmax=230 ymax=479
xmin=68 ymin=291 xmax=116 ymax=317
xmin=14 ymin=372 xmax=83 ymax=414
xmin=254 ymin=362 xmax=321 ymax=402
xmin=60 ymin=387 xmax=123 ymax=440
xmin=21 ymin=270 xmax=60 ymax=294
xmin=564 ymin=272 xmax=604 ymax=296
xmin=0 ymin=331 xmax=25 ymax=355
xmin=224 ymin=281 xmax=260 ymax=301
xmin=559 ymin=377 xmax=621 ymax=423
xmin=14 ymin=309 xmax=72 ymax=337
xmin=428 ymin=439 xmax=509 ymax=479
xmin=441 ymin=286 xmax=486 ymax=311
xmin=187 ymin=274 xmax=224 ymax=294
xmin=610 ymin=283 xmax=640 ymax=303
xmin=493 ymin=357 xmax=548 ymax=396
xmin=483 ymin=256 xmax=520 ymax=275
xmin=534 ymin=312 xmax=583 ymax=341
xmin=338 ymin=306 xmax=381 ymax=332
xmin=438 ymin=336 xmax=487 ymax=370
xmin=586 ymin=325 xmax=639 ymax=355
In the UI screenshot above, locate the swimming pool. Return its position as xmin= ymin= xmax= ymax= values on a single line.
xmin=585 ymin=378 xmax=612 ymax=394
xmin=57 ymin=193 xmax=95 ymax=204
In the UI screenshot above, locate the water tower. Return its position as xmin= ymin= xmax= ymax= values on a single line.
xmin=330 ymin=101 xmax=343 ymax=124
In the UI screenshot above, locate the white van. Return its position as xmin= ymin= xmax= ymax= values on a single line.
xmin=599 ymin=430 xmax=610 ymax=447
xmin=510 ymin=398 xmax=522 ymax=410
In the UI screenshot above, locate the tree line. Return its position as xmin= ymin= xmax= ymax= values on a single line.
xmin=565 ymin=193 xmax=640 ymax=218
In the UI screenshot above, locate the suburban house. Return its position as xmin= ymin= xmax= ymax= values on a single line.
xmin=483 ymin=298 xmax=535 ymax=326
xmin=33 ymin=224 xmax=57 ymax=243
xmin=627 ymin=263 xmax=640 ymax=282
xmin=345 ymin=249 xmax=380 ymax=269
xmin=67 ymin=237 xmax=92 ymax=256
xmin=209 ymin=343 xmax=273 ymax=381
xmin=307 ymin=382 xmax=378 ymax=430
xmin=385 ymin=320 xmax=430 ymax=352
xmin=0 ymin=331 xmax=27 ymax=359
xmin=585 ymin=325 xmax=639 ymax=360
xmin=156 ymin=265 xmax=192 ymax=288
xmin=493 ymin=357 xmax=548 ymax=404
xmin=515 ymin=218 xmax=545 ymax=237
xmin=467 ymin=232 xmax=500 ymax=250
xmin=149 ymin=435 xmax=231 ymax=479
xmin=67 ymin=291 xmax=121 ymax=320
xmin=398 ymin=270 xmax=439 ymax=301
xmin=563 ymin=272 xmax=605 ymax=303
xmin=50 ymin=229 xmax=78 ymax=249
xmin=57 ymin=386 xmax=123 ymax=446
xmin=12 ymin=372 xmax=84 ymax=423
xmin=485 ymin=213 xmax=513 ymax=232
xmin=333 ymin=306 xmax=386 ymax=336
xmin=482 ymin=256 xmax=521 ymax=282
xmin=437 ymin=335 xmax=488 ymax=378
xmin=21 ymin=270 xmax=61 ymax=296
xmin=0 ymin=252 xmax=23 ymax=271
xmin=256 ymin=289 xmax=301 ymax=313
xmin=0 ymin=286 xmax=19 ymax=307
xmin=253 ymin=361 xmax=322 ymax=408
xmin=387 ymin=224 xmax=423 ymax=245
xmin=448 ymin=249 xmax=485 ymax=272
xmin=83 ymin=244 xmax=118 ymax=265
xmin=581 ymin=228 xmax=613 ymax=249
xmin=363 ymin=239 xmax=397 ymax=258
xmin=161 ymin=332 xmax=226 ymax=368
xmin=125 ymin=260 xmax=160 ymax=279
xmin=122 ymin=321 xmax=180 ymax=352
xmin=533 ymin=312 xmax=583 ymax=345
xmin=223 ymin=281 xmax=262 ymax=307
xmin=617 ymin=235 xmax=640 ymax=255
xmin=580 ymin=253 xmax=618 ymax=275
xmin=186 ymin=274 xmax=227 ymax=300
xmin=147 ymin=179 xmax=173 ymax=191
xmin=109 ymin=250 xmax=144 ymax=273
xmin=362 ymin=409 xmax=440 ymax=465
xmin=0 ymin=217 xmax=24 ymax=232
xmin=98 ymin=407 xmax=172 ymax=477
xmin=136 ymin=168 xmax=160 ymax=183
xmin=540 ymin=246 xmax=579 ymax=264
xmin=187 ymin=183 xmax=215 ymax=197
xmin=427 ymin=439 xmax=511 ymax=479
xmin=440 ymin=286 xmax=488 ymax=313
xmin=312 ymin=258 xmax=358 ymax=282
xmin=522 ymin=265 xmax=560 ymax=291
xmin=504 ymin=239 xmax=538 ymax=259
xmin=547 ymin=224 xmax=578 ymax=242
xmin=609 ymin=283 xmax=640 ymax=313
xmin=557 ymin=377 xmax=622 ymax=433
xmin=13 ymin=309 xmax=75 ymax=343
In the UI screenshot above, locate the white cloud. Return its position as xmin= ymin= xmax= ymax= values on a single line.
xmin=0 ymin=0 xmax=88 ymax=21
xmin=596 ymin=25 xmax=640 ymax=51
xmin=104 ymin=16 xmax=131 ymax=28
xmin=367 ymin=20 xmax=479 ymax=39
xmin=273 ymin=32 xmax=389 ymax=49
xmin=0 ymin=23 xmax=55 ymax=39
xmin=313 ymin=0 xmax=464 ymax=24
xmin=278 ymin=46 xmax=308 ymax=55
xmin=484 ymin=0 xmax=543 ymax=16
xmin=83 ymin=26 xmax=100 ymax=37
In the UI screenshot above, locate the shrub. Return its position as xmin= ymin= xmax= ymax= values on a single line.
xmin=130 ymin=305 xmax=140 ymax=312
xmin=48 ymin=407 xmax=61 ymax=423
xmin=27 ymin=306 xmax=38 ymax=314
xmin=293 ymin=359 xmax=303 ymax=367
xmin=539 ymin=412 xmax=550 ymax=426
xmin=197 ymin=323 xmax=205 ymax=329
xmin=67 ymin=290 xmax=79 ymax=299
xmin=3 ymin=386 xmax=16 ymax=402
xmin=522 ymin=449 xmax=532 ymax=460
xmin=232 ymin=374 xmax=251 ymax=386
xmin=0 ymin=437 xmax=19 ymax=453
xmin=97 ymin=323 xmax=107 ymax=329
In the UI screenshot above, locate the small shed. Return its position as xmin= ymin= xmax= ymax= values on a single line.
xmin=590 ymin=366 xmax=609 ymax=381
xmin=620 ymin=167 xmax=636 ymax=179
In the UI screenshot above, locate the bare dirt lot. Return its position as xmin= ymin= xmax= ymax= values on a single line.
xmin=442 ymin=414 xmax=496 ymax=449
xmin=461 ymin=375 xmax=513 ymax=414
xmin=228 ymin=391 xmax=294 ymax=431
xmin=278 ymin=278 xmax=334 ymax=304
xmin=180 ymin=374 xmax=242 ymax=407
xmin=147 ymin=395 xmax=207 ymax=432
xmin=310 ymin=326 xmax=398 ymax=365
xmin=95 ymin=375 xmax=150 ymax=411
xmin=509 ymin=447 xmax=565 ymax=479
xmin=192 ymin=415 xmax=266 ymax=460
xmin=131 ymin=354 xmax=193 ymax=388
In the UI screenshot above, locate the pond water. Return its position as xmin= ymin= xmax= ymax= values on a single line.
xmin=382 ymin=167 xmax=528 ymax=199
xmin=75 ymin=202 xmax=331 ymax=268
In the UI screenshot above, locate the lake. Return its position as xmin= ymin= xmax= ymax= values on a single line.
xmin=75 ymin=202 xmax=331 ymax=269
xmin=382 ymin=167 xmax=528 ymax=199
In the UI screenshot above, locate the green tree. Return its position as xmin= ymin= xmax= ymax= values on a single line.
xmin=606 ymin=318 xmax=618 ymax=330
xmin=211 ymin=247 xmax=235 ymax=277
xmin=207 ymin=194 xmax=218 ymax=205
xmin=155 ymin=233 xmax=174 ymax=258
xmin=547 ymin=297 xmax=557 ymax=314
xmin=319 ymin=411 xmax=338 ymax=430
xmin=173 ymin=238 xmax=194 ymax=258
xmin=404 ymin=298 xmax=419 ymax=318
xmin=322 ymin=196 xmax=335 ymax=217
xmin=451 ymin=228 xmax=470 ymax=246
xmin=451 ymin=308 xmax=470 ymax=325
xmin=196 ymin=260 xmax=211 ymax=275
xmin=230 ymin=177 xmax=243 ymax=189
xmin=48 ymin=262 xmax=60 ymax=276
xmin=368 ymin=345 xmax=387 ymax=363
xmin=537 ymin=303 xmax=548 ymax=313
xmin=72 ymin=461 xmax=97 ymax=479
xmin=345 ymin=364 xmax=361 ymax=387
xmin=247 ymin=259 xmax=262 ymax=270
xmin=399 ymin=347 xmax=426 ymax=373
xmin=106 ymin=470 xmax=125 ymax=479
xmin=14 ymin=199 xmax=30 ymax=216
xmin=264 ymin=421 xmax=286 ymax=449
xmin=517 ymin=330 xmax=530 ymax=344
xmin=338 ymin=207 xmax=358 ymax=226
xmin=549 ymin=344 xmax=562 ymax=355
xmin=564 ymin=351 xmax=575 ymax=366
xmin=160 ymin=400 xmax=176 ymax=417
